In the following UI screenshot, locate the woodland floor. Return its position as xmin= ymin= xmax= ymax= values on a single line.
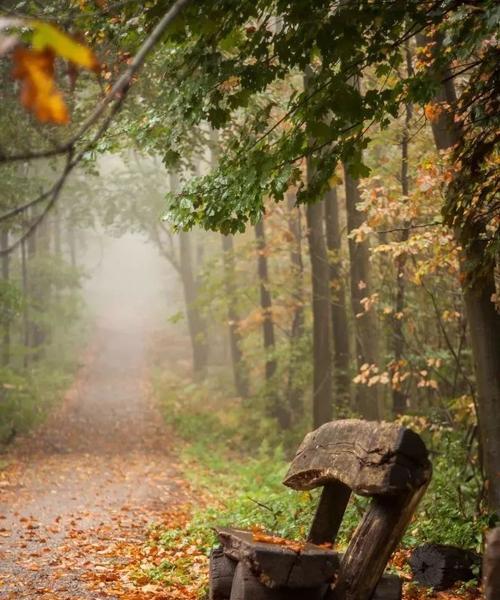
xmin=0 ymin=318 xmax=191 ymax=600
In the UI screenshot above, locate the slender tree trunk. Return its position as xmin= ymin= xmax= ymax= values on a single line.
xmin=1 ymin=228 xmax=10 ymax=367
xmin=53 ymin=207 xmax=62 ymax=259
xmin=304 ymin=66 xmax=334 ymax=428
xmin=171 ymin=173 xmax=208 ymax=378
xmin=286 ymin=191 xmax=305 ymax=422
xmin=179 ymin=230 xmax=209 ymax=378
xmin=209 ymin=130 xmax=248 ymax=393
xmin=306 ymin=196 xmax=334 ymax=428
xmin=324 ymin=187 xmax=351 ymax=409
xmin=26 ymin=211 xmax=43 ymax=359
xmin=254 ymin=218 xmax=277 ymax=381
xmin=392 ymin=77 xmax=412 ymax=415
xmin=344 ymin=168 xmax=382 ymax=420
xmin=221 ymin=234 xmax=249 ymax=398
xmin=68 ymin=226 xmax=77 ymax=268
xmin=255 ymin=218 xmax=288 ymax=428
xmin=417 ymin=33 xmax=500 ymax=513
xmin=21 ymin=238 xmax=29 ymax=367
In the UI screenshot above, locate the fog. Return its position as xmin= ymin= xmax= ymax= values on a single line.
xmin=81 ymin=230 xmax=182 ymax=335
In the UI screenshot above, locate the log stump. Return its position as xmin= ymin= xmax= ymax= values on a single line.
xmin=408 ymin=543 xmax=480 ymax=590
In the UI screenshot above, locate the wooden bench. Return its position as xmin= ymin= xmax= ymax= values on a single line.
xmin=209 ymin=419 xmax=432 ymax=600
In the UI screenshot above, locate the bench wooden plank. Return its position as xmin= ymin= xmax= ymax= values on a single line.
xmin=284 ymin=420 xmax=430 ymax=495
xmin=308 ymin=481 xmax=351 ymax=545
xmin=216 ymin=526 xmax=340 ymax=589
xmin=328 ymin=481 xmax=430 ymax=600
xmin=229 ymin=562 xmax=327 ymax=599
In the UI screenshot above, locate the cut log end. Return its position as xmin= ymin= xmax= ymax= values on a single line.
xmin=409 ymin=543 xmax=481 ymax=590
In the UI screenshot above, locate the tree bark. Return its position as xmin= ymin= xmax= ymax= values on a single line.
xmin=392 ymin=71 xmax=412 ymax=415
xmin=21 ymin=238 xmax=29 ymax=368
xmin=68 ymin=225 xmax=77 ymax=268
xmin=26 ymin=210 xmax=44 ymax=360
xmin=306 ymin=197 xmax=333 ymax=428
xmin=171 ymin=173 xmax=209 ymax=378
xmin=417 ymin=33 xmax=500 ymax=513
xmin=286 ymin=191 xmax=305 ymax=423
xmin=221 ymin=234 xmax=249 ymax=398
xmin=324 ymin=187 xmax=351 ymax=409
xmin=53 ymin=206 xmax=62 ymax=259
xmin=255 ymin=219 xmax=276 ymax=382
xmin=344 ymin=168 xmax=382 ymax=420
xmin=1 ymin=227 xmax=10 ymax=367
xmin=254 ymin=218 xmax=289 ymax=428
xmin=179 ymin=229 xmax=209 ymax=378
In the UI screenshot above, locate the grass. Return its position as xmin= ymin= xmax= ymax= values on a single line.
xmin=143 ymin=369 xmax=494 ymax=598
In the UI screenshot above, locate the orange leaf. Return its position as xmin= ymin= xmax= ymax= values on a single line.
xmin=12 ymin=47 xmax=69 ymax=124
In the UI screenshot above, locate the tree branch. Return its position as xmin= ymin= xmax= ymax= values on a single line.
xmin=0 ymin=0 xmax=192 ymax=251
xmin=0 ymin=0 xmax=192 ymax=164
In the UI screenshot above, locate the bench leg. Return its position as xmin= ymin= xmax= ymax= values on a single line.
xmin=210 ymin=546 xmax=237 ymax=600
xmin=329 ymin=483 xmax=428 ymax=600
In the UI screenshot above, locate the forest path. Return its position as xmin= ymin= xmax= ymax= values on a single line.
xmin=0 ymin=321 xmax=187 ymax=600
xmin=0 ymin=235 xmax=190 ymax=600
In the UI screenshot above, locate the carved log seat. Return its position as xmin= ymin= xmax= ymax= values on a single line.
xmin=208 ymin=419 xmax=432 ymax=600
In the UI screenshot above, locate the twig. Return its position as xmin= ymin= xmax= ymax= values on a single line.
xmin=0 ymin=0 xmax=192 ymax=249
xmin=376 ymin=221 xmax=443 ymax=234
xmin=0 ymin=0 xmax=192 ymax=164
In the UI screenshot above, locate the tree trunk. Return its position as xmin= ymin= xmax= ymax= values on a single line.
xmin=255 ymin=219 xmax=276 ymax=381
xmin=254 ymin=218 xmax=288 ymax=428
xmin=1 ymin=228 xmax=10 ymax=367
xmin=344 ymin=168 xmax=382 ymax=420
xmin=417 ymin=33 xmax=500 ymax=513
xmin=53 ymin=206 xmax=62 ymax=259
xmin=26 ymin=211 xmax=44 ymax=360
xmin=179 ymin=230 xmax=209 ymax=378
xmin=304 ymin=66 xmax=334 ymax=428
xmin=68 ymin=226 xmax=77 ymax=268
xmin=221 ymin=234 xmax=249 ymax=398
xmin=171 ymin=173 xmax=209 ymax=379
xmin=392 ymin=79 xmax=412 ymax=416
xmin=324 ymin=187 xmax=351 ymax=409
xmin=306 ymin=197 xmax=334 ymax=428
xmin=21 ymin=238 xmax=29 ymax=368
xmin=286 ymin=191 xmax=305 ymax=423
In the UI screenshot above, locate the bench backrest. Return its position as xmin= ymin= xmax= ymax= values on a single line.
xmin=283 ymin=419 xmax=432 ymax=600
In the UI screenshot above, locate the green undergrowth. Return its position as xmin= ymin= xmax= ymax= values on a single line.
xmin=0 ymin=366 xmax=72 ymax=446
xmin=148 ymin=371 xmax=494 ymax=594
xmin=0 ymin=322 xmax=88 ymax=448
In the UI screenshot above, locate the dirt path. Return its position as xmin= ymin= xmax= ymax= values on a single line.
xmin=0 ymin=235 xmax=190 ymax=600
xmin=0 ymin=321 xmax=187 ymax=599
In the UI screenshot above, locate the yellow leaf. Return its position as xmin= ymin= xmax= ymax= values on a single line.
xmin=328 ymin=173 xmax=343 ymax=188
xmin=12 ymin=48 xmax=69 ymax=124
xmin=30 ymin=21 xmax=99 ymax=71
